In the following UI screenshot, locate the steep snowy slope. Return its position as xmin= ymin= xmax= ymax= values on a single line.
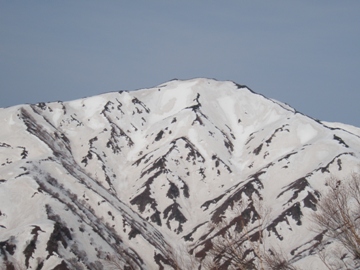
xmin=0 ymin=78 xmax=360 ymax=269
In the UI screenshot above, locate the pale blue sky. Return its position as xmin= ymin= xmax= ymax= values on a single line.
xmin=1 ymin=1 xmax=359 ymax=127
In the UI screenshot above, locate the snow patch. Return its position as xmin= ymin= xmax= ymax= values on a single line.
xmin=296 ymin=123 xmax=318 ymax=144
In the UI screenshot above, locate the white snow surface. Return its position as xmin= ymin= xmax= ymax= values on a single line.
xmin=0 ymin=78 xmax=360 ymax=269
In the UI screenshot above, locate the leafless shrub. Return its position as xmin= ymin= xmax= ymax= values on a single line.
xmin=262 ymin=249 xmax=299 ymax=270
xmin=317 ymin=246 xmax=351 ymax=270
xmin=312 ymin=173 xmax=360 ymax=269
xmin=204 ymin=218 xmax=258 ymax=270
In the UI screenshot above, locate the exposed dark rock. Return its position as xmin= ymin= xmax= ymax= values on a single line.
xmin=333 ymin=134 xmax=349 ymax=148
xmin=46 ymin=222 xmax=72 ymax=258
xmin=183 ymin=222 xmax=208 ymax=242
xmin=278 ymin=151 xmax=298 ymax=162
xmin=303 ymin=191 xmax=319 ymax=211
xmin=132 ymin=97 xmax=150 ymax=113
xmin=0 ymin=239 xmax=16 ymax=257
xmin=180 ymin=181 xmax=190 ymax=198
xmin=155 ymin=130 xmax=164 ymax=141
xmin=101 ymin=101 xmax=114 ymax=115
xmin=267 ymin=202 xmax=303 ymax=240
xmin=290 ymin=231 xmax=326 ymax=259
xmin=211 ymin=176 xmax=264 ymax=224
xmin=265 ymin=124 xmax=289 ymax=146
xmin=154 ymin=252 xmax=175 ymax=270
xmin=128 ymin=227 xmax=141 ymax=240
xmin=253 ymin=143 xmax=263 ymax=155
xmin=0 ymin=142 xmax=11 ymax=148
xmin=318 ymin=152 xmax=354 ymax=173
xmin=150 ymin=210 xmax=162 ymax=226
xmin=201 ymin=193 xmax=226 ymax=211
xmin=130 ymin=171 xmax=161 ymax=212
xmin=36 ymin=102 xmax=47 ymax=110
xmin=163 ymin=202 xmax=187 ymax=233
xmin=277 ymin=177 xmax=312 ymax=205
xmin=19 ymin=146 xmax=28 ymax=159
xmin=24 ymin=226 xmax=45 ymax=267
xmin=52 ymin=261 xmax=70 ymax=270
xmin=166 ymin=182 xmax=180 ymax=199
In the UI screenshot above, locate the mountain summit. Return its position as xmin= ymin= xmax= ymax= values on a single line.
xmin=1 ymin=78 xmax=360 ymax=269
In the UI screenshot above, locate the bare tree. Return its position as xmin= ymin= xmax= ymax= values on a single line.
xmin=262 ymin=249 xmax=299 ymax=270
xmin=205 ymin=225 xmax=257 ymax=270
xmin=312 ymin=173 xmax=360 ymax=269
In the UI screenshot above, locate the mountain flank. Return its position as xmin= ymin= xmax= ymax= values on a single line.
xmin=0 ymin=78 xmax=360 ymax=269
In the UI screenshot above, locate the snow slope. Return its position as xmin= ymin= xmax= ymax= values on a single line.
xmin=0 ymin=78 xmax=360 ymax=269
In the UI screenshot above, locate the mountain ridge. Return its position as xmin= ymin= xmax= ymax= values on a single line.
xmin=1 ymin=78 xmax=360 ymax=269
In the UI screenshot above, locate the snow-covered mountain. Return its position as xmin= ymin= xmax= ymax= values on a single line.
xmin=0 ymin=78 xmax=360 ymax=269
